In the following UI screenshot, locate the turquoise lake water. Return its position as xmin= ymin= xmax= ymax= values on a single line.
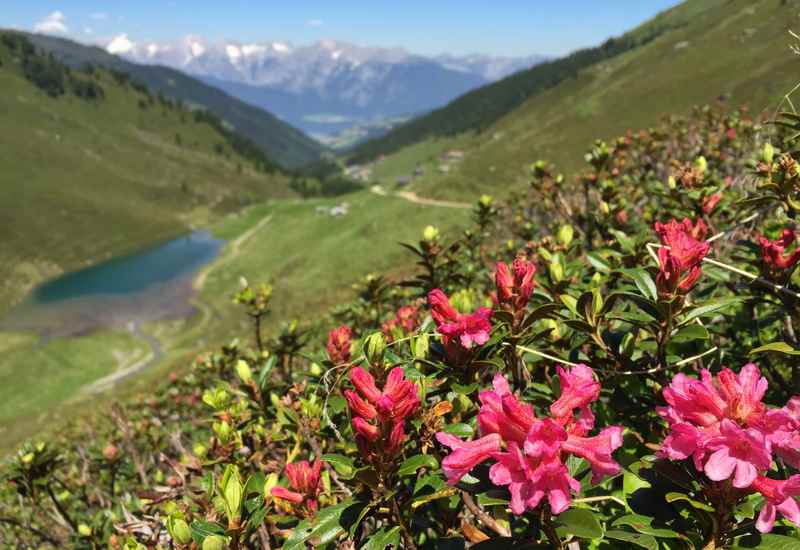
xmin=31 ymin=231 xmax=222 ymax=304
xmin=4 ymin=231 xmax=223 ymax=336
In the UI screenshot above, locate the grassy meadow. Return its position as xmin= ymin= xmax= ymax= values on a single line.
xmin=0 ymin=190 xmax=471 ymax=450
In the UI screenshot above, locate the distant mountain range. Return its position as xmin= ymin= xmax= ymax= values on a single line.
xmin=108 ymin=36 xmax=546 ymax=138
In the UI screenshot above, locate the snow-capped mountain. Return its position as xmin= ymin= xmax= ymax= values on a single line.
xmin=109 ymin=35 xmax=545 ymax=138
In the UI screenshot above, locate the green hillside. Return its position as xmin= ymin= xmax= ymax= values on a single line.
xmin=0 ymin=32 xmax=293 ymax=313
xmin=351 ymin=0 xmax=800 ymax=198
xmin=24 ymin=32 xmax=327 ymax=170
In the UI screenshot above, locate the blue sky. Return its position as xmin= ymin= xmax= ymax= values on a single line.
xmin=2 ymin=1 xmax=683 ymax=57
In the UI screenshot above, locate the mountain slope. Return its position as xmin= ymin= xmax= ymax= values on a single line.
xmin=24 ymin=33 xmax=327 ymax=169
xmin=348 ymin=0 xmax=722 ymax=164
xmin=112 ymin=36 xmax=545 ymax=137
xmin=0 ymin=32 xmax=293 ymax=313
xmin=357 ymin=0 xmax=800 ymax=198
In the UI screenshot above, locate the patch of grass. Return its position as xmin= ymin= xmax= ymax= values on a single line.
xmin=200 ymin=191 xmax=471 ymax=330
xmin=0 ymin=329 xmax=146 ymax=446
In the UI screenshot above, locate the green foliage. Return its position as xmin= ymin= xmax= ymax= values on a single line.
xmin=3 ymin=101 xmax=800 ymax=549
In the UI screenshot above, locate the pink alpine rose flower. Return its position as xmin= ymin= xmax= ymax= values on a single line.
xmin=751 ymin=475 xmax=800 ymax=533
xmin=326 ymin=326 xmax=352 ymax=365
xmin=345 ymin=367 xmax=420 ymax=464
xmin=271 ymin=459 xmax=323 ymax=517
xmin=428 ymin=289 xmax=493 ymax=365
xmin=759 ymin=229 xmax=800 ymax=274
xmin=437 ymin=368 xmax=622 ymax=515
xmin=658 ymin=364 xmax=800 ymax=532
xmin=703 ymin=420 xmax=771 ymax=488
xmin=654 ymin=218 xmax=710 ymax=296
xmin=495 ymin=258 xmax=536 ymax=314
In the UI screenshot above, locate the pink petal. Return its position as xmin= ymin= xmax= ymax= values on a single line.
xmin=756 ymin=502 xmax=776 ymax=533
xmin=704 ymin=448 xmax=736 ymax=481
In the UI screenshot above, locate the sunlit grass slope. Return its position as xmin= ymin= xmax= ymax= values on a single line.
xmin=364 ymin=0 xmax=800 ymax=199
xmin=0 ymin=35 xmax=294 ymax=314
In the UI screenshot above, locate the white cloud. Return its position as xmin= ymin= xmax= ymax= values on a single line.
xmin=107 ymin=33 xmax=135 ymax=54
xmin=33 ymin=11 xmax=69 ymax=35
xmin=306 ymin=19 xmax=324 ymax=27
xmin=84 ymin=27 xmax=94 ymax=35
xmin=89 ymin=12 xmax=109 ymax=21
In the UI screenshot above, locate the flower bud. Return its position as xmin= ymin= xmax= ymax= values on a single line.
xmin=221 ymin=465 xmax=244 ymax=521
xmin=558 ymin=225 xmax=574 ymax=247
xmin=763 ymin=142 xmax=774 ymax=164
xmin=193 ymin=443 xmax=208 ymax=457
xmin=363 ymin=332 xmax=386 ymax=366
xmin=548 ymin=258 xmax=564 ymax=283
xmin=479 ymin=194 xmax=493 ymax=207
xmin=202 ymin=535 xmax=227 ymax=550
xmin=667 ymin=176 xmax=677 ymax=190
xmin=235 ymin=360 xmax=253 ymax=384
xmin=167 ymin=517 xmax=192 ymax=545
xmin=78 ymin=524 xmax=92 ymax=537
xmin=213 ymin=421 xmax=232 ymax=443
xmin=102 ymin=444 xmax=119 ymax=462
xmin=423 ymin=225 xmax=439 ymax=242
xmin=694 ymin=155 xmax=707 ymax=174
xmin=600 ymin=200 xmax=610 ymax=215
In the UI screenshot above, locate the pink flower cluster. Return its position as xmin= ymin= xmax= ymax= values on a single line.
xmin=345 ymin=367 xmax=420 ymax=464
xmin=436 ymin=366 xmax=623 ymax=515
xmin=382 ymin=305 xmax=420 ymax=342
xmin=326 ymin=326 xmax=352 ymax=365
xmin=759 ymin=229 xmax=800 ymax=275
xmin=654 ymin=218 xmax=711 ymax=297
xmin=271 ymin=459 xmax=322 ymax=517
xmin=428 ymin=289 xmax=493 ymax=365
xmin=495 ymin=259 xmax=536 ymax=326
xmin=658 ymin=364 xmax=800 ymax=532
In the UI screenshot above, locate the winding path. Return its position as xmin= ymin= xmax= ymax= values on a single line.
xmin=82 ymin=321 xmax=163 ymax=394
xmin=370 ymin=185 xmax=471 ymax=209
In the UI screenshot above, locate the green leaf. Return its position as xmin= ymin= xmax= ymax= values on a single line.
xmin=750 ymin=342 xmax=800 ymax=356
xmin=283 ymin=500 xmax=366 ymax=550
xmin=622 ymin=470 xmax=651 ymax=505
xmin=397 ymin=454 xmax=438 ymax=477
xmin=665 ymin=492 xmax=715 ymax=512
xmin=322 ymin=454 xmax=355 ymax=478
xmin=189 ymin=520 xmax=225 ymax=546
xmin=681 ymin=297 xmax=744 ymax=324
xmin=670 ymin=323 xmax=709 ymax=343
xmin=441 ymin=423 xmax=474 ymax=438
xmin=476 ymin=493 xmax=509 ymax=507
xmin=586 ymin=252 xmax=612 ymax=273
xmin=604 ymin=529 xmax=658 ymax=549
xmin=610 ymin=229 xmax=636 ymax=254
xmin=451 ymin=383 xmax=478 ymax=395
xmin=361 ymin=526 xmax=402 ymax=549
xmin=612 ymin=514 xmax=680 ymax=538
xmin=624 ymin=268 xmax=658 ymax=302
xmin=554 ymin=508 xmax=604 ymax=539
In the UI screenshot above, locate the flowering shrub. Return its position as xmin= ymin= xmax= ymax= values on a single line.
xmin=2 ymin=105 xmax=800 ymax=549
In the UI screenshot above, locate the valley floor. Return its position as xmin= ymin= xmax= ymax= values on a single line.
xmin=0 ymin=189 xmax=470 ymax=451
